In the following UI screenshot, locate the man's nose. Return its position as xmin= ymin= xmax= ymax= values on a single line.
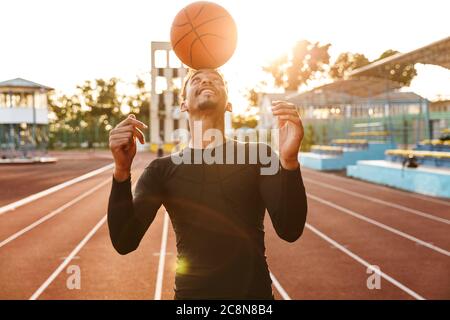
xmin=200 ymin=78 xmax=213 ymax=85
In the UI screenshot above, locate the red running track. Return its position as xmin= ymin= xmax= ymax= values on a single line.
xmin=0 ymin=152 xmax=448 ymax=300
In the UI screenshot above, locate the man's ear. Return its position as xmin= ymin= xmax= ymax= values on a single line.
xmin=225 ymin=102 xmax=232 ymax=113
xmin=180 ymin=100 xmax=188 ymax=112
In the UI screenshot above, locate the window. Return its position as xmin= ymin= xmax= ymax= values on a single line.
xmin=154 ymin=50 xmax=167 ymax=68
xmin=155 ymin=76 xmax=167 ymax=94
xmin=11 ymin=94 xmax=20 ymax=107
xmin=26 ymin=94 xmax=33 ymax=107
xmin=0 ymin=93 xmax=7 ymax=108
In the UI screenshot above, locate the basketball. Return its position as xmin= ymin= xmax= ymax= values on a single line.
xmin=170 ymin=1 xmax=238 ymax=70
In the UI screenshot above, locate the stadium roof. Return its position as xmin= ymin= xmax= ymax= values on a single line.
xmin=0 ymin=78 xmax=53 ymax=91
xmin=287 ymin=77 xmax=404 ymax=104
xmin=287 ymin=36 xmax=450 ymax=105
xmin=288 ymin=88 xmax=426 ymax=106
xmin=349 ymin=36 xmax=450 ymax=77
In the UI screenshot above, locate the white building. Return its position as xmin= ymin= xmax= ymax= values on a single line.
xmin=150 ymin=42 xmax=188 ymax=152
xmin=0 ymin=78 xmax=53 ymax=157
xmin=257 ymin=92 xmax=289 ymax=130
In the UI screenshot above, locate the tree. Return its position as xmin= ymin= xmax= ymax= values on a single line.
xmin=47 ymin=76 xmax=154 ymax=149
xmin=262 ymin=54 xmax=288 ymax=89
xmin=366 ymin=49 xmax=417 ymax=86
xmin=126 ymin=77 xmax=150 ymax=124
xmin=232 ymin=114 xmax=258 ymax=129
xmin=47 ymin=93 xmax=87 ymax=148
xmin=263 ymin=40 xmax=331 ymax=91
xmin=77 ymin=78 xmax=125 ymax=145
xmin=329 ymin=52 xmax=370 ymax=79
xmin=300 ymin=124 xmax=317 ymax=152
xmin=244 ymin=88 xmax=260 ymax=107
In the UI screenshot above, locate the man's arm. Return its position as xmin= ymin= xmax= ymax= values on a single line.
xmin=260 ymin=100 xmax=307 ymax=242
xmin=107 ymin=113 xmax=161 ymax=255
xmin=259 ymin=155 xmax=308 ymax=243
xmin=107 ymin=161 xmax=163 ymax=255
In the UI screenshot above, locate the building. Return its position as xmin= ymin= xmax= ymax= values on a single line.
xmin=257 ymin=92 xmax=289 ymax=130
xmin=0 ymin=78 xmax=53 ymax=158
xmin=429 ymin=99 xmax=450 ymax=138
xmin=150 ymin=41 xmax=188 ymax=152
xmin=288 ymin=85 xmax=430 ymax=147
xmin=257 ymin=36 xmax=450 ymax=147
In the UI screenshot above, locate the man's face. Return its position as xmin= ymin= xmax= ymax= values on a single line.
xmin=181 ymin=69 xmax=231 ymax=114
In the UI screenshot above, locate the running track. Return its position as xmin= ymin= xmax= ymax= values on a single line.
xmin=0 ymin=152 xmax=449 ymax=300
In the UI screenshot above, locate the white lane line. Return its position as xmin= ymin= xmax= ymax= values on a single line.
xmin=0 ymin=178 xmax=111 ymax=249
xmin=304 ymin=178 xmax=450 ymax=225
xmin=302 ymin=167 xmax=450 ymax=207
xmin=306 ymin=223 xmax=425 ymax=300
xmin=0 ymin=163 xmax=114 ymax=215
xmin=29 ymin=215 xmax=107 ymax=300
xmin=308 ymin=193 xmax=450 ymax=257
xmin=269 ymin=272 xmax=291 ymax=300
xmin=29 ymin=178 xmax=140 ymax=300
xmin=154 ymin=211 xmax=170 ymax=300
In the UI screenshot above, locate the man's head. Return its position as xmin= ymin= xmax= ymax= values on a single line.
xmin=180 ymin=69 xmax=232 ymax=116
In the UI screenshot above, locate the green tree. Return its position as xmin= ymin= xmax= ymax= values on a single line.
xmin=77 ymin=78 xmax=124 ymax=145
xmin=366 ymin=49 xmax=417 ymax=86
xmin=264 ymin=40 xmax=331 ymax=91
xmin=244 ymin=88 xmax=260 ymax=107
xmin=301 ymin=124 xmax=316 ymax=152
xmin=47 ymin=93 xmax=87 ymax=148
xmin=47 ymin=77 xmax=127 ymax=149
xmin=126 ymin=77 xmax=151 ymax=130
xmin=329 ymin=52 xmax=370 ymax=79
xmin=232 ymin=114 xmax=258 ymax=129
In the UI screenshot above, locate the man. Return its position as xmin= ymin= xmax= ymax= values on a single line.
xmin=107 ymin=69 xmax=307 ymax=300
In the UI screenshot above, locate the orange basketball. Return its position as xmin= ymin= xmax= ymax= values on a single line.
xmin=170 ymin=1 xmax=238 ymax=69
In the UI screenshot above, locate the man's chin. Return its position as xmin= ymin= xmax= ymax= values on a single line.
xmin=197 ymin=100 xmax=218 ymax=110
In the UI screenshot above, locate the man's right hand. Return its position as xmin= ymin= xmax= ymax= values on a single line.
xmin=109 ymin=114 xmax=148 ymax=182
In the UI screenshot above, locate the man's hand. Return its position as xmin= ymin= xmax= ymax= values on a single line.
xmin=109 ymin=114 xmax=147 ymax=182
xmin=271 ymin=101 xmax=304 ymax=170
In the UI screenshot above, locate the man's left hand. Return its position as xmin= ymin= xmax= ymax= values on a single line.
xmin=271 ymin=101 xmax=304 ymax=170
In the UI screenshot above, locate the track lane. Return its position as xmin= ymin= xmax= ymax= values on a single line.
xmin=304 ymin=184 xmax=450 ymax=253
xmin=264 ymin=216 xmax=415 ymax=299
xmin=36 ymin=208 xmax=166 ymax=300
xmin=302 ymin=168 xmax=450 ymax=218
xmin=303 ymin=197 xmax=450 ymax=299
xmin=0 ymin=155 xmax=151 ymax=299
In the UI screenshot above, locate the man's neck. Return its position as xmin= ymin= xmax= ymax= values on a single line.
xmin=188 ymin=115 xmax=226 ymax=149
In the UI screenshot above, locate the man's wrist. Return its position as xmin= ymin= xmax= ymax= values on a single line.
xmin=280 ymin=158 xmax=300 ymax=171
xmin=113 ymin=167 xmax=131 ymax=182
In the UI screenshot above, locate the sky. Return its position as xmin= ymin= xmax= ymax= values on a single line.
xmin=1 ymin=0 xmax=449 ymax=111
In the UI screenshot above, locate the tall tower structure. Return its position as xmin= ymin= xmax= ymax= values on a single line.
xmin=150 ymin=42 xmax=188 ymax=152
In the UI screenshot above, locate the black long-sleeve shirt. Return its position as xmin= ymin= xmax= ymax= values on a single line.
xmin=107 ymin=140 xmax=307 ymax=299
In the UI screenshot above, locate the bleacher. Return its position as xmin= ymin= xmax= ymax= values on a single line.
xmin=310 ymin=145 xmax=343 ymax=155
xmin=299 ymin=121 xmax=396 ymax=171
xmin=347 ymin=128 xmax=450 ymax=198
xmin=415 ymin=139 xmax=450 ymax=152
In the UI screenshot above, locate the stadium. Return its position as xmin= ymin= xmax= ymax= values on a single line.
xmin=0 ymin=0 xmax=448 ymax=306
